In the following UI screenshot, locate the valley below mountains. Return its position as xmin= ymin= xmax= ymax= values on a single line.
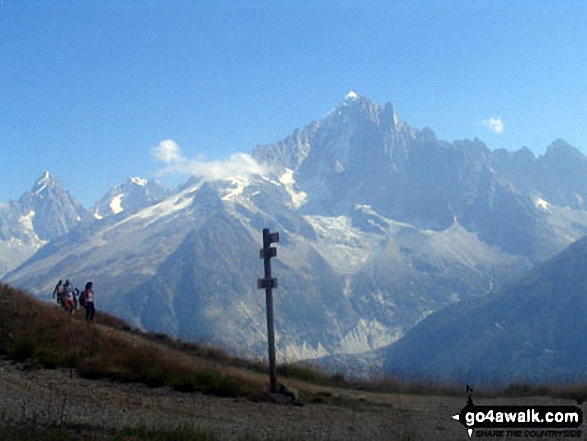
xmin=3 ymin=92 xmax=587 ymax=381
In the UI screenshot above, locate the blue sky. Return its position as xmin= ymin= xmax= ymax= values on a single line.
xmin=2 ymin=0 xmax=587 ymax=207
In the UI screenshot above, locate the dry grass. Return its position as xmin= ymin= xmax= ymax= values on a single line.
xmin=0 ymin=283 xmax=263 ymax=400
xmin=2 ymin=283 xmax=585 ymax=405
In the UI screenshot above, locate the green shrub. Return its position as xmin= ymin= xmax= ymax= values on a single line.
xmin=191 ymin=370 xmax=243 ymax=397
xmin=328 ymin=372 xmax=346 ymax=386
xmin=77 ymin=358 xmax=109 ymax=380
xmin=37 ymin=350 xmax=60 ymax=369
xmin=140 ymin=364 xmax=171 ymax=388
xmin=8 ymin=338 xmax=36 ymax=362
xmin=276 ymin=363 xmax=346 ymax=387
xmin=172 ymin=376 xmax=198 ymax=393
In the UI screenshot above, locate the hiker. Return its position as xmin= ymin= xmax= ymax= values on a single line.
xmin=52 ymin=279 xmax=64 ymax=306
xmin=77 ymin=286 xmax=86 ymax=309
xmin=83 ymin=282 xmax=95 ymax=322
xmin=62 ymin=279 xmax=76 ymax=314
xmin=74 ymin=287 xmax=81 ymax=308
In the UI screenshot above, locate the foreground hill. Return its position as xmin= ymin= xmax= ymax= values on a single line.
xmin=383 ymin=236 xmax=587 ymax=385
xmin=1 ymin=284 xmax=585 ymax=440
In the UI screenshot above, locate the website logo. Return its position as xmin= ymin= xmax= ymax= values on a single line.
xmin=452 ymin=386 xmax=583 ymax=438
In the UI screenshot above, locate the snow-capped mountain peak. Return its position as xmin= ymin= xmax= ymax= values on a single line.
xmin=0 ymin=172 xmax=89 ymax=276
xmin=130 ymin=177 xmax=148 ymax=186
xmin=31 ymin=171 xmax=55 ymax=196
xmin=345 ymin=90 xmax=359 ymax=100
xmin=36 ymin=170 xmax=52 ymax=183
xmin=93 ymin=177 xmax=168 ymax=219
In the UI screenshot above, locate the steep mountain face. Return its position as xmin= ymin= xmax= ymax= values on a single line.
xmin=93 ymin=177 xmax=168 ymax=219
xmin=493 ymin=140 xmax=587 ymax=211
xmin=253 ymin=92 xmax=415 ymax=217
xmin=254 ymin=93 xmax=587 ymax=261
xmin=0 ymin=172 xmax=89 ymax=277
xmin=382 ymin=236 xmax=587 ymax=385
xmin=18 ymin=172 xmax=90 ymax=240
xmin=538 ymin=140 xmax=587 ymax=208
xmin=4 ymin=93 xmax=587 ymax=365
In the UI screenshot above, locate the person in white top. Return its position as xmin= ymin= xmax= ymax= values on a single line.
xmin=83 ymin=282 xmax=95 ymax=322
xmin=62 ymin=280 xmax=76 ymax=314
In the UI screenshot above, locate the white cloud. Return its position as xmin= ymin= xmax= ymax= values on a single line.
xmin=151 ymin=139 xmax=186 ymax=164
xmin=481 ymin=117 xmax=504 ymax=134
xmin=152 ymin=139 xmax=267 ymax=181
xmin=170 ymin=153 xmax=267 ymax=181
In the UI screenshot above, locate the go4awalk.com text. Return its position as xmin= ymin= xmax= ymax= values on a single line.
xmin=452 ymin=399 xmax=583 ymax=438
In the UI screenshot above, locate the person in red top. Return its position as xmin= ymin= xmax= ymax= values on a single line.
xmin=83 ymin=282 xmax=95 ymax=322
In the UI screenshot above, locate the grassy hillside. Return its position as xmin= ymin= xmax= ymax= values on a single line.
xmin=0 ymin=283 xmax=372 ymax=402
xmin=3 ymin=282 xmax=585 ymax=406
xmin=2 ymin=283 xmax=587 ymax=440
xmin=0 ymin=283 xmax=268 ymax=399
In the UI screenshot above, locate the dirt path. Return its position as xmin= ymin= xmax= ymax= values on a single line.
xmin=1 ymin=323 xmax=585 ymax=440
xmin=3 ymin=360 xmax=585 ymax=440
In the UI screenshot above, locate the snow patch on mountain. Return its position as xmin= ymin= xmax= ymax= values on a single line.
xmin=32 ymin=172 xmax=51 ymax=196
xmin=109 ymin=194 xmax=125 ymax=214
xmin=93 ymin=177 xmax=168 ymax=220
xmin=345 ymin=90 xmax=359 ymax=100
xmin=18 ymin=211 xmax=36 ymax=232
xmin=33 ymin=183 xmax=47 ymax=196
xmin=279 ymin=341 xmax=329 ymax=363
xmin=305 ymin=215 xmax=362 ymax=246
xmin=220 ymin=177 xmax=250 ymax=201
xmin=343 ymin=277 xmax=352 ymax=298
xmin=278 ymin=169 xmax=307 ymax=209
xmin=304 ymin=214 xmax=374 ymax=274
xmin=535 ymin=196 xmax=550 ymax=210
xmin=120 ymin=184 xmax=199 ymax=227
xmin=131 ymin=177 xmax=148 ymax=186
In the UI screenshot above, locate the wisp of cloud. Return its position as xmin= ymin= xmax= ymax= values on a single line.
xmin=481 ymin=117 xmax=504 ymax=134
xmin=152 ymin=139 xmax=267 ymax=181
xmin=152 ymin=139 xmax=186 ymax=165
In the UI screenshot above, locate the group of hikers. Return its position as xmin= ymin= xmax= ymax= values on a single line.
xmin=52 ymin=279 xmax=95 ymax=322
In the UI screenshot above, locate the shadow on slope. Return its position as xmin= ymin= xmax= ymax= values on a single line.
xmin=383 ymin=236 xmax=587 ymax=391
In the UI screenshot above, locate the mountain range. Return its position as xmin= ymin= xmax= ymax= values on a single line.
xmin=3 ymin=92 xmax=587 ymax=376
xmin=382 ymin=235 xmax=587 ymax=385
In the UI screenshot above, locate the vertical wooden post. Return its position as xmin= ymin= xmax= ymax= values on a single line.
xmin=265 ymin=291 xmax=277 ymax=393
xmin=259 ymin=228 xmax=279 ymax=393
